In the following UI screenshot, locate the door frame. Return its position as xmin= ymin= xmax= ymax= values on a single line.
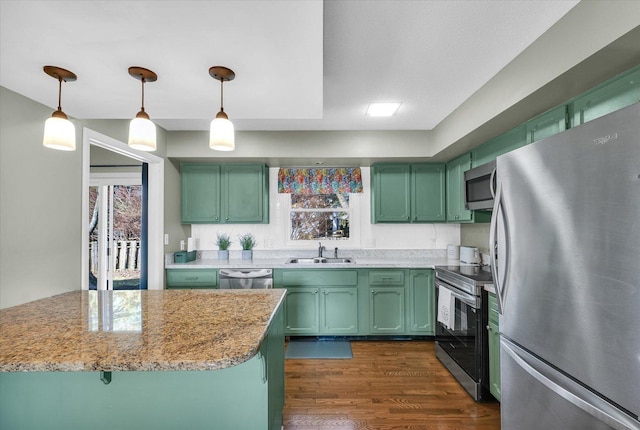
xmin=81 ymin=128 xmax=164 ymax=290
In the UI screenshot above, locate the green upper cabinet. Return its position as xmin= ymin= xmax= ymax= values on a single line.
xmin=371 ymin=163 xmax=445 ymax=223
xmin=180 ymin=163 xmax=221 ymax=223
xmin=412 ymin=164 xmax=446 ymax=222
xmin=371 ymin=164 xmax=411 ymax=222
xmin=526 ymin=105 xmax=568 ymax=144
xmin=471 ymin=125 xmax=527 ymax=168
xmin=445 ymin=153 xmax=472 ymax=222
xmin=181 ymin=163 xmax=269 ymax=224
xmin=571 ymin=66 xmax=640 ymax=127
xmin=221 ymin=164 xmax=269 ymax=223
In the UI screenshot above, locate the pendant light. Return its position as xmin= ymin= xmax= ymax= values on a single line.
xmin=42 ymin=66 xmax=77 ymax=151
xmin=209 ymin=66 xmax=235 ymax=151
xmin=128 ymin=66 xmax=158 ymax=151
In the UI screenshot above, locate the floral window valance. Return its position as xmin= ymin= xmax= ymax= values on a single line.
xmin=278 ymin=167 xmax=363 ymax=194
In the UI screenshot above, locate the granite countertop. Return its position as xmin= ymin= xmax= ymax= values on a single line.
xmin=166 ymin=257 xmax=453 ymax=270
xmin=0 ymin=289 xmax=286 ymax=373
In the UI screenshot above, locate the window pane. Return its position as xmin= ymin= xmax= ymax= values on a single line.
xmin=291 ymin=194 xmax=349 ymax=209
xmin=290 ymin=211 xmax=349 ymax=240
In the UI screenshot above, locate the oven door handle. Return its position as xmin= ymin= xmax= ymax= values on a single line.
xmin=435 ymin=280 xmax=479 ymax=309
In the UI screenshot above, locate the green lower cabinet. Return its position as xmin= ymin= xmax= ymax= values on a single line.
xmin=276 ymin=269 xmax=359 ymax=336
xmin=407 ymin=269 xmax=435 ymax=335
xmin=284 ymin=287 xmax=320 ymax=334
xmin=166 ymin=269 xmax=218 ymax=289
xmin=369 ymin=287 xmax=405 ymax=334
xmin=320 ymin=287 xmax=358 ymax=334
xmin=488 ymin=292 xmax=501 ymax=401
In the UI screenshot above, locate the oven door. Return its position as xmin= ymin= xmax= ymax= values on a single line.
xmin=435 ymin=279 xmax=482 ymax=381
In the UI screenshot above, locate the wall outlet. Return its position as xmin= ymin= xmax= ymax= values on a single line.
xmin=164 ymin=234 xmax=169 ymax=246
xmin=180 ymin=240 xmax=185 ymax=251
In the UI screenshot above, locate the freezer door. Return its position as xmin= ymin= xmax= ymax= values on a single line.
xmin=494 ymin=103 xmax=640 ymax=417
xmin=501 ymin=337 xmax=640 ymax=430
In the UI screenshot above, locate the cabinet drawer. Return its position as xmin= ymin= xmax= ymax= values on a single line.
xmin=488 ymin=292 xmax=499 ymax=326
xmin=166 ymin=269 xmax=218 ymax=288
xmin=280 ymin=270 xmax=358 ymax=287
xmin=368 ymin=270 xmax=404 ymax=286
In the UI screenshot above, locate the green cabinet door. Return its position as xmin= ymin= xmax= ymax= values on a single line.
xmin=571 ymin=66 xmax=640 ymax=127
xmin=180 ymin=164 xmax=221 ymax=223
xmin=284 ymin=288 xmax=320 ymax=334
xmin=221 ymin=164 xmax=269 ymax=223
xmin=488 ymin=292 xmax=501 ymax=401
xmin=369 ymin=287 xmax=405 ymax=334
xmin=412 ymin=164 xmax=446 ymax=222
xmin=526 ymin=105 xmax=568 ymax=144
xmin=407 ymin=270 xmax=434 ymax=335
xmin=321 ymin=287 xmax=358 ymax=334
xmin=446 ymin=153 xmax=472 ymax=222
xmin=371 ymin=164 xmax=411 ymax=222
xmin=471 ymin=125 xmax=527 ymax=168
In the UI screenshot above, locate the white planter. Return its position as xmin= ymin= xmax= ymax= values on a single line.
xmin=241 ymin=250 xmax=253 ymax=260
xmin=218 ymin=250 xmax=229 ymax=260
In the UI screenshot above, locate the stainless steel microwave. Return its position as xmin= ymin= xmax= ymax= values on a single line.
xmin=463 ymin=160 xmax=496 ymax=210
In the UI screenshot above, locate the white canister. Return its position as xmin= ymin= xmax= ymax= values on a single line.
xmin=447 ymin=244 xmax=460 ymax=260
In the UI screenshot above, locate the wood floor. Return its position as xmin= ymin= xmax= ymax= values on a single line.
xmin=283 ymin=340 xmax=501 ymax=430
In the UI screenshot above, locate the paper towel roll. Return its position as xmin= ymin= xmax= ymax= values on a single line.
xmin=187 ymin=237 xmax=194 ymax=252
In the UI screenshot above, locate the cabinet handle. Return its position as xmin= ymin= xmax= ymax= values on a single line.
xmin=371 ymin=290 xmax=376 ymax=295
xmin=185 ymin=277 xmax=199 ymax=280
xmin=225 ymin=217 xmax=229 ymax=221
xmin=313 ymin=289 xmax=318 ymax=294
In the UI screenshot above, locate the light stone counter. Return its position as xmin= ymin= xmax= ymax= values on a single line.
xmin=166 ymin=249 xmax=458 ymax=269
xmin=0 ymin=289 xmax=286 ymax=372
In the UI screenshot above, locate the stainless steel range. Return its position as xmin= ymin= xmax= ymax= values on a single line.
xmin=434 ymin=265 xmax=493 ymax=401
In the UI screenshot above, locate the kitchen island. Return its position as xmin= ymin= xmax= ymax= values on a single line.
xmin=0 ymin=289 xmax=286 ymax=430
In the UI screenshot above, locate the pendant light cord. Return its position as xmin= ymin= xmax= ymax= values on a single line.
xmin=220 ymin=79 xmax=224 ymax=113
xmin=140 ymin=77 xmax=146 ymax=112
xmin=57 ymin=77 xmax=63 ymax=111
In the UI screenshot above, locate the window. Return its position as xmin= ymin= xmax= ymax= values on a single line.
xmin=290 ymin=194 xmax=350 ymax=240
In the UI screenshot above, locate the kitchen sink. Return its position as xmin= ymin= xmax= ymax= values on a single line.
xmin=286 ymin=257 xmax=356 ymax=264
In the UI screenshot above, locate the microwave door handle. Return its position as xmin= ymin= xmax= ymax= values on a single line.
xmin=489 ymin=180 xmax=510 ymax=314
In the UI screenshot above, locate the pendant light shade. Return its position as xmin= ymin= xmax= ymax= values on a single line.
xmin=209 ymin=66 xmax=235 ymax=151
xmin=42 ymin=66 xmax=77 ymax=151
xmin=128 ymin=67 xmax=157 ymax=151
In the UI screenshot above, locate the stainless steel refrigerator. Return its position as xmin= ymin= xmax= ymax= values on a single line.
xmin=490 ymin=102 xmax=640 ymax=430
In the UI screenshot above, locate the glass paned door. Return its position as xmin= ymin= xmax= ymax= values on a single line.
xmin=89 ymin=174 xmax=142 ymax=290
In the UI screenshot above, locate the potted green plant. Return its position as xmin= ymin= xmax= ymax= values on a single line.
xmin=216 ymin=233 xmax=231 ymax=260
xmin=238 ymin=233 xmax=257 ymax=260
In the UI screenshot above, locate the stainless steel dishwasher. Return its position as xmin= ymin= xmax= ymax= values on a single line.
xmin=218 ymin=269 xmax=273 ymax=289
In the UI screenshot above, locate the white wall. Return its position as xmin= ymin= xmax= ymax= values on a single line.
xmin=190 ymin=167 xmax=460 ymax=251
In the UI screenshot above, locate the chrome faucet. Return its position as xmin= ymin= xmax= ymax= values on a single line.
xmin=334 ymin=247 xmax=338 ymax=258
xmin=318 ymin=242 xmax=325 ymax=258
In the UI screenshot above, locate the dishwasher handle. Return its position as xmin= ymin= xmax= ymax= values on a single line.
xmin=219 ymin=269 xmax=272 ymax=279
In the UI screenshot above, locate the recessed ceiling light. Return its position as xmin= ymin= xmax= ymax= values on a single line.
xmin=365 ymin=102 xmax=401 ymax=117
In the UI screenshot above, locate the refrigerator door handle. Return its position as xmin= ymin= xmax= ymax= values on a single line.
xmin=502 ymin=338 xmax=640 ymax=430
xmin=489 ymin=180 xmax=509 ymax=314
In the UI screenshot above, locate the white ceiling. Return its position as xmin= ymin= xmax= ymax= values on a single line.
xmin=0 ymin=0 xmax=579 ymax=132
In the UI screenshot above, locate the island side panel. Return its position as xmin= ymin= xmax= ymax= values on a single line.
xmin=0 ymin=307 xmax=285 ymax=430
